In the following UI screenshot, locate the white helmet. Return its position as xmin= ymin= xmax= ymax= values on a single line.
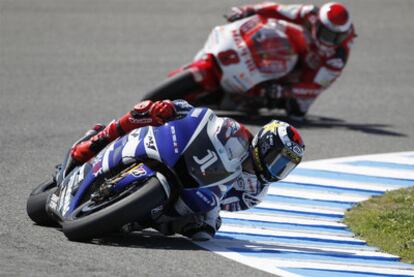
xmin=315 ymin=2 xmax=353 ymax=46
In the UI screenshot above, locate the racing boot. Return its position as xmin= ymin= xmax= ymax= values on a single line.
xmin=159 ymin=206 xmax=222 ymax=241
xmin=183 ymin=207 xmax=222 ymax=241
xmin=71 ymin=100 xmax=176 ymax=164
xmin=61 ymin=123 xmax=105 ymax=177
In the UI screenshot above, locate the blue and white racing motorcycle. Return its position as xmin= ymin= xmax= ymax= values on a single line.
xmin=26 ymin=107 xmax=238 ymax=241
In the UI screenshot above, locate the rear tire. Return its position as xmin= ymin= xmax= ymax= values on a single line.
xmin=26 ymin=178 xmax=58 ymax=227
xmin=62 ymin=177 xmax=168 ymax=241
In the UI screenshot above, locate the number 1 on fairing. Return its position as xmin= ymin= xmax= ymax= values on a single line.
xmin=193 ymin=150 xmax=218 ymax=174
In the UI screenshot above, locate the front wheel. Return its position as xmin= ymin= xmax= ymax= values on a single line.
xmin=26 ymin=178 xmax=58 ymax=227
xmin=142 ymin=71 xmax=201 ymax=101
xmin=62 ymin=177 xmax=168 ymax=241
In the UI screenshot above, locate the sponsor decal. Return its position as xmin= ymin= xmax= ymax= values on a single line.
xmin=130 ymin=164 xmax=146 ymax=177
xmin=145 ymin=135 xmax=156 ymax=151
xmin=144 ymin=128 xmax=160 ymax=160
xmin=231 ymin=29 xmax=257 ymax=73
xmin=171 ymin=126 xmax=179 ymax=154
xmin=129 ymin=117 xmax=153 ymax=125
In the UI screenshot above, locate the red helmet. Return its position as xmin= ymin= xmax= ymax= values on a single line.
xmin=314 ymin=2 xmax=353 ymax=47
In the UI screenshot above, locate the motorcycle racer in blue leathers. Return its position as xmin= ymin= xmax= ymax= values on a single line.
xmin=69 ymin=99 xmax=305 ymax=240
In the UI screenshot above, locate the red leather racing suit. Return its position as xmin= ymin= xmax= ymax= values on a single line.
xmin=232 ymin=2 xmax=356 ymax=118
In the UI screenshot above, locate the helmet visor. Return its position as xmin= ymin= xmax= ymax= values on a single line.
xmin=317 ymin=24 xmax=350 ymax=46
xmin=264 ymin=150 xmax=298 ymax=181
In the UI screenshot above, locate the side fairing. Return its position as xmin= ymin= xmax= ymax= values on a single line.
xmin=183 ymin=123 xmax=231 ymax=186
xmin=61 ymin=108 xmax=208 ymax=216
xmin=61 ymin=108 xmax=240 ymax=218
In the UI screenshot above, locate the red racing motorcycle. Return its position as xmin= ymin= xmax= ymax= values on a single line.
xmin=143 ymin=14 xmax=308 ymax=114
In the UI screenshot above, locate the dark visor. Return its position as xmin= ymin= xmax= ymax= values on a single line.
xmin=263 ymin=148 xmax=299 ymax=182
xmin=317 ymin=24 xmax=350 ymax=46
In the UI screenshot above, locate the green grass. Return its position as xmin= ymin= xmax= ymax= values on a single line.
xmin=344 ymin=186 xmax=414 ymax=264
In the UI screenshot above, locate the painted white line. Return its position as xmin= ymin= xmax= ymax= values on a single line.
xmin=271 ymin=260 xmax=414 ymax=275
xmin=219 ymin=225 xmax=364 ymax=244
xmin=267 ymin=186 xmax=369 ymax=203
xmin=302 ymin=162 xmax=414 ymax=180
xmin=284 ymin=175 xmax=398 ymax=192
xmin=299 ymin=151 xmax=414 ymax=164
xmin=220 ymin=211 xmax=347 ymax=228
xmin=243 ymin=208 xmax=343 ymax=222
xmin=258 ymin=200 xmax=346 ymax=215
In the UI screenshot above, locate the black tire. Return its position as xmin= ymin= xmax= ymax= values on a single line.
xmin=62 ymin=177 xmax=168 ymax=241
xmin=26 ymin=178 xmax=58 ymax=227
xmin=142 ymin=71 xmax=200 ymax=101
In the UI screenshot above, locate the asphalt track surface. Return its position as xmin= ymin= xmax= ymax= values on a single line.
xmin=1 ymin=0 xmax=414 ymax=276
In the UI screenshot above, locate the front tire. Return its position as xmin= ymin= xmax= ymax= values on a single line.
xmin=62 ymin=177 xmax=168 ymax=241
xmin=143 ymin=71 xmax=201 ymax=101
xmin=26 ymin=178 xmax=58 ymax=227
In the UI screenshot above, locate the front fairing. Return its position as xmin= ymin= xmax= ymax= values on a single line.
xmin=243 ymin=18 xmax=297 ymax=75
xmin=199 ymin=15 xmax=298 ymax=93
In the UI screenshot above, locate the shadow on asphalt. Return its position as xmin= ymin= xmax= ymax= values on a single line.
xmin=89 ymin=230 xmax=358 ymax=257
xmin=89 ymin=230 xmax=206 ymax=251
xmin=215 ymin=111 xmax=407 ymax=137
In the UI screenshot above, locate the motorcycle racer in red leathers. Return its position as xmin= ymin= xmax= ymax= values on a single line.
xmin=68 ymin=99 xmax=305 ymax=240
xmin=144 ymin=2 xmax=356 ymax=121
xmin=224 ymin=2 xmax=356 ymax=120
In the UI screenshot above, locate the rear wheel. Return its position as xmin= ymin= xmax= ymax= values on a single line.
xmin=26 ymin=178 xmax=58 ymax=227
xmin=62 ymin=177 xmax=168 ymax=241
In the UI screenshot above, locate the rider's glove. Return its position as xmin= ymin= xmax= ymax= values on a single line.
xmin=224 ymin=6 xmax=256 ymax=22
xmin=132 ymin=100 xmax=176 ymax=126
xmin=70 ymin=100 xmax=177 ymax=165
